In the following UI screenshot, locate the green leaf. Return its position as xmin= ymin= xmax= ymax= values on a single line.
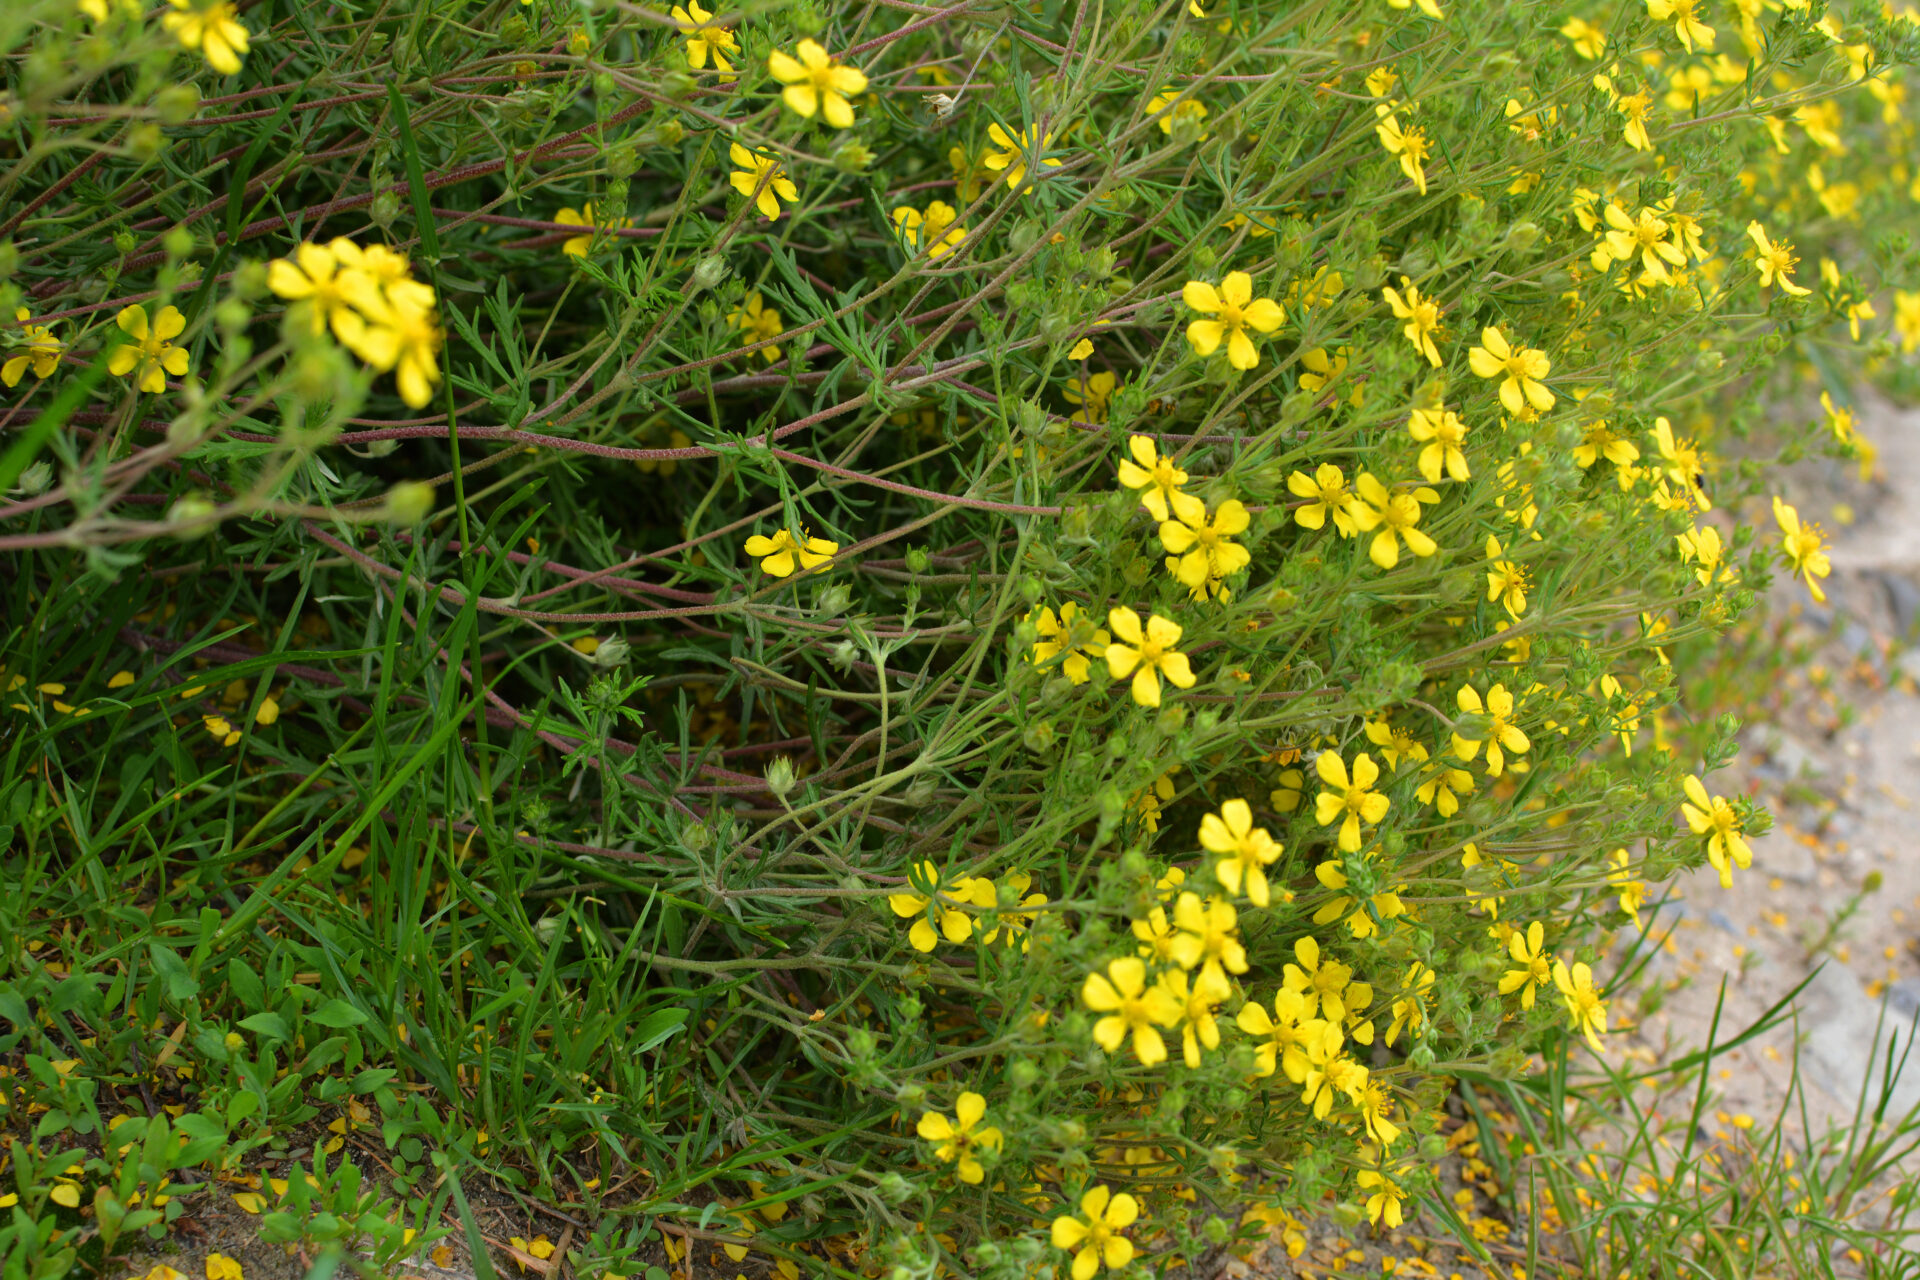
xmin=238 ymin=1012 xmax=293 ymax=1042
xmin=308 ymin=1000 xmax=370 ymax=1029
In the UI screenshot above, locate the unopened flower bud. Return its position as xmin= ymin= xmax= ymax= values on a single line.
xmin=11 ymin=461 xmax=51 ymax=495
xmin=383 ymin=481 xmax=436 ymax=525
xmin=155 ymin=84 xmax=200 ymax=126
xmin=689 ymin=254 xmax=729 ymax=293
xmin=592 ymin=636 xmax=630 ymax=667
xmin=764 ymin=755 xmax=797 ymax=799
xmin=832 ymin=140 xmax=874 ymax=173
xmin=168 ymin=496 xmax=218 ymax=536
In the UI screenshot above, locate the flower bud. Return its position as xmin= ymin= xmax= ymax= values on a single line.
xmin=764 ymin=755 xmax=797 ymax=799
xmin=383 ymin=481 xmax=436 ymax=525
xmin=832 ymin=140 xmax=874 ymax=173
xmin=11 ymin=461 xmax=51 ymax=495
xmin=168 ymin=496 xmax=218 ymax=536
xmin=592 ymin=637 xmax=630 ymax=667
xmin=155 ymin=84 xmax=200 ymax=126
xmin=688 ymin=254 xmax=729 ymax=293
xmin=128 ymin=123 xmax=164 ymax=160
xmin=904 ymin=547 xmax=930 ymax=574
xmin=163 ymin=226 xmax=195 ymax=261
xmin=681 ymin=820 xmax=711 ymax=852
xmin=113 ymin=229 xmax=137 ymax=255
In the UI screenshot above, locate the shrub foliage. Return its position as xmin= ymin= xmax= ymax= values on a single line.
xmin=3 ymin=0 xmax=1919 ymax=1275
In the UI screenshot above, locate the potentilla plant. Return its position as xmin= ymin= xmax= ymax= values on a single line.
xmin=1 ymin=0 xmax=1917 ymax=1275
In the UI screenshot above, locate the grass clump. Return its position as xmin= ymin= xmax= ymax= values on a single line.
xmin=4 ymin=0 xmax=1920 ymax=1276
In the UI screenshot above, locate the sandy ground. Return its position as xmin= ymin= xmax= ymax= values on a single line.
xmin=1625 ymin=392 xmax=1920 ymax=1149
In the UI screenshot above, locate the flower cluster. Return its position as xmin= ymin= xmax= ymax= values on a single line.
xmin=267 ymin=239 xmax=444 ymax=407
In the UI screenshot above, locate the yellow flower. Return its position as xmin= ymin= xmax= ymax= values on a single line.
xmin=1820 ymin=390 xmax=1857 ymax=447
xmin=1104 ymin=608 xmax=1195 ymax=708
xmin=1064 ymin=369 xmax=1116 ymax=423
xmin=1617 ymin=90 xmax=1653 ymax=152
xmin=163 ymin=0 xmax=251 ymax=74
xmin=728 ymin=291 xmax=784 ymax=363
xmin=1895 ymin=290 xmax=1920 ymax=353
xmin=1416 ymin=760 xmax=1475 ymax=816
xmin=949 ymin=144 xmax=992 ymax=203
xmin=1596 ymin=850 xmax=1643 ymax=933
xmin=1051 ymin=1186 xmax=1140 ymax=1280
xmin=1681 ymin=775 xmax=1751 ymax=888
xmin=1374 ymin=111 xmax=1432 ymax=195
xmin=916 ymin=1092 xmax=1003 ymax=1184
xmin=1235 ymin=987 xmax=1318 ymax=1079
xmin=1561 ymin=16 xmax=1608 ymax=58
xmin=1603 ymin=204 xmax=1686 ymax=284
xmin=338 ymin=284 xmax=442 ymax=409
xmin=1313 ymin=752 xmax=1389 ymax=853
xmin=745 ymin=528 xmax=837 ymax=577
xmin=1183 ymin=271 xmax=1285 ymax=370
xmin=203 ymin=714 xmax=241 ymax=747
xmin=553 ymin=203 xmax=633 ymax=258
xmin=1484 ymin=535 xmax=1529 ymax=617
xmin=1467 ymin=326 xmax=1554 ymax=415
xmin=1027 ymin=602 xmax=1110 ymax=684
xmin=1553 ymin=959 xmax=1609 ymax=1051
xmin=1082 ymin=958 xmax=1182 ymax=1066
xmin=1387 ymin=0 xmax=1444 ymax=18
xmin=1145 ymin=86 xmax=1209 ymax=136
xmin=1357 ymin=1164 xmax=1407 ymax=1228
xmin=982 ymin=122 xmax=1061 ymax=190
xmin=888 ymin=861 xmax=991 ymax=951
xmin=1281 ymin=934 xmax=1354 ymax=1022
xmin=1198 ymin=798 xmax=1283 ymax=906
xmin=205 ymin=1256 xmax=243 ymax=1280
xmin=1452 ymin=681 xmax=1530 ymax=777
xmin=266 ymin=242 xmax=367 ymax=342
xmin=1407 ymin=406 xmax=1470 ymax=482
xmin=78 ymin=0 xmax=141 ymax=21
xmin=1651 ymin=416 xmax=1710 ymax=510
xmin=672 ymin=2 xmax=737 ymax=75
xmin=1363 ymin=717 xmax=1428 ymax=771
xmin=1168 ymin=891 xmax=1248 ymax=981
xmin=1287 ymin=464 xmax=1360 ymax=536
xmin=1116 ymin=435 xmax=1198 ymax=523
xmin=1747 ymin=221 xmax=1810 ymax=296
xmin=1773 ymin=497 xmax=1831 ymax=603
xmin=108 ymin=304 xmax=191 ymax=393
xmin=1159 ymin=498 xmax=1251 ymax=592
xmin=729 ymin=144 xmax=799 ymax=221
xmin=1348 ymin=472 xmax=1439 ymax=569
xmin=892 ymin=201 xmax=967 ymax=259
xmin=1297 ymin=346 xmax=1349 ymax=395
xmin=1160 ymin=965 xmax=1232 ymax=1068
xmin=1381 ymin=277 xmax=1444 ymax=366
xmin=1385 ymin=962 xmax=1434 ymax=1046
xmin=1498 ymin=920 xmax=1551 ymax=1009
xmin=767 ymin=39 xmax=867 ymax=128
xmin=3 ymin=309 xmax=62 ymax=386
xmin=1573 ymin=419 xmax=1640 ymax=472
xmin=1646 ymin=0 xmax=1715 ymax=53
xmin=979 ymin=871 xmax=1046 ymax=951
xmin=1269 ymin=766 xmax=1305 ymax=813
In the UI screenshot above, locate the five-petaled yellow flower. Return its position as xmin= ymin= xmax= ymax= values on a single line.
xmin=554 ymin=203 xmax=633 ymax=257
xmin=1747 ymin=221 xmax=1810 ymax=296
xmin=888 ymin=861 xmax=990 ymax=951
xmin=1117 ymin=435 xmax=1199 ymax=523
xmin=1560 ymin=16 xmax=1607 ymax=59
xmin=1288 ymin=464 xmax=1360 ymax=536
xmin=1468 ymin=326 xmax=1554 ymax=415
xmin=1452 ymin=681 xmax=1530 ymax=776
xmin=1407 ymin=406 xmax=1470 ymax=482
xmin=672 ymin=2 xmax=737 ymax=75
xmin=729 ymin=144 xmax=799 ymax=221
xmin=1499 ymin=920 xmax=1551 ymax=1008
xmin=3 ymin=309 xmax=62 ymax=386
xmin=1349 ymin=473 xmax=1439 ymax=569
xmin=1199 ymin=799 xmax=1283 ymax=906
xmin=1646 ymin=0 xmax=1714 ymax=53
xmin=767 ymin=39 xmax=868 ymax=129
xmin=1027 ymin=602 xmax=1109 ymax=684
xmin=1681 ymin=775 xmax=1751 ymax=888
xmin=1374 ymin=111 xmax=1433 ymax=195
xmin=1183 ymin=271 xmax=1285 ymax=370
xmin=1051 ymin=1185 xmax=1140 ymax=1280
xmin=1314 ymin=751 xmax=1390 ymax=853
xmin=983 ymin=122 xmax=1061 ymax=190
xmin=1382 ymin=277 xmax=1444 ymax=366
xmin=1160 ymin=498 xmax=1251 ymax=592
xmin=1553 ymin=959 xmax=1608 ymax=1051
xmin=916 ymin=1092 xmax=1002 ymax=1184
xmin=745 ymin=528 xmax=837 ymax=577
xmin=1358 ymin=1164 xmax=1407 ymax=1228
xmin=1082 ymin=957 xmax=1181 ymax=1066
xmin=728 ymin=291 xmax=784 ymax=363
xmin=1104 ymin=608 xmax=1196 ymax=708
xmin=109 ymin=304 xmax=190 ymax=393
xmin=163 ymin=0 xmax=251 ymax=75
xmin=1772 ymin=497 xmax=1831 ymax=603
xmin=892 ymin=201 xmax=966 ymax=259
